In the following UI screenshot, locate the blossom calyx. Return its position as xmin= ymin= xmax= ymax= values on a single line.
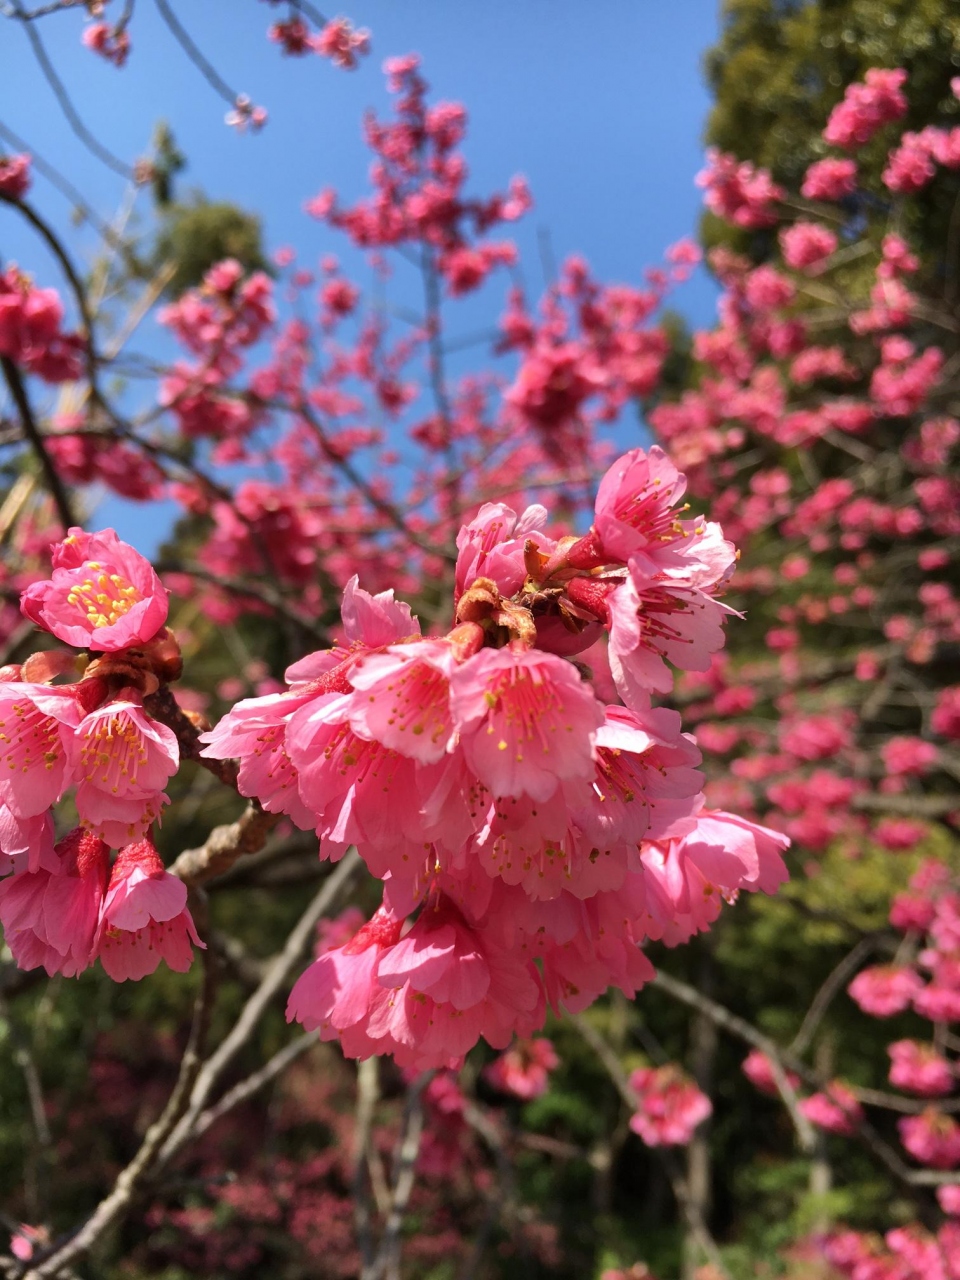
xmin=19 ymin=649 xmax=82 ymax=685
xmin=455 ymin=576 xmax=537 ymax=647
xmin=85 ymin=626 xmax=184 ymax=694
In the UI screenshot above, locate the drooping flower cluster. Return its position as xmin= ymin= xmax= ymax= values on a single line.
xmin=199 ymin=445 xmax=788 ymax=1070
xmin=0 ymin=266 xmax=83 ymax=384
xmin=81 ymin=19 xmax=130 ymax=67
xmin=822 ymin=68 xmax=908 ymax=150
xmin=0 ymin=529 xmax=202 ymax=981
xmin=0 ymin=152 xmax=31 ymax=200
xmin=627 ymin=1064 xmax=712 ymax=1146
xmin=484 ymin=1037 xmax=559 ymax=1099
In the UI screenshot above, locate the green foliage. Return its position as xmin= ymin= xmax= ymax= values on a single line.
xmin=704 ymin=0 xmax=960 ymax=269
xmin=707 ymin=0 xmax=960 ymax=185
xmin=149 ymin=121 xmax=187 ymax=209
xmin=153 ymin=196 xmax=270 ymax=297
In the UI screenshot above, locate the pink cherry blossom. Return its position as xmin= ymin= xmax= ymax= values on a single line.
xmin=628 ymin=1065 xmax=712 ymax=1146
xmin=484 ymin=1036 xmax=559 ymax=1099
xmin=366 ymin=922 xmax=544 ymax=1071
xmin=0 ymin=806 xmax=55 ymax=877
xmin=780 ymin=222 xmax=838 ymax=273
xmin=0 ymin=153 xmax=31 ymax=200
xmin=823 ymin=68 xmax=908 ymax=150
xmin=70 ymin=695 xmax=179 ymax=847
xmin=416 ymin=1071 xmax=469 ymax=1177
xmin=285 ymin=692 xmax=432 ymax=874
xmin=377 ymin=898 xmax=492 ymax=1011
xmin=345 ymin=640 xmax=456 ymax=765
xmin=454 ymin=502 xmax=549 ymax=601
xmin=21 ymin=528 xmax=168 ymax=652
xmin=884 ymin=131 xmax=938 ymax=194
xmin=505 ymin=339 xmax=606 ymax=433
xmin=888 ymin=1041 xmax=953 ymax=1097
xmin=0 ymin=827 xmax=109 ymax=976
xmin=882 ymin=735 xmax=938 ymax=777
xmin=81 ymin=20 xmax=130 ymax=66
xmin=449 ymin=645 xmax=604 ymax=802
xmin=287 ymin=903 xmax=405 ymax=1045
xmin=572 ymin=703 xmax=704 ymax=852
xmin=798 ymin=1081 xmax=863 ymax=1136
xmin=638 ymin=810 xmax=789 ymax=944
xmin=848 ymin=965 xmax=923 ymax=1017
xmin=696 ymin=149 xmax=783 ymax=228
xmin=0 ymin=681 xmax=81 ymax=819
xmin=742 ymin=1049 xmax=800 ymax=1097
xmin=933 ymin=688 xmax=960 ymax=740
xmin=606 ymin=568 xmax=736 ymax=700
xmin=339 ymin=573 xmax=419 ymax=648
xmin=93 ymin=839 xmax=203 ymax=981
xmin=780 ymin=713 xmax=853 ymax=761
xmin=579 ymin=445 xmax=689 ymax=570
xmin=899 ymin=1109 xmax=960 ymax=1169
xmin=0 ymin=266 xmax=83 ymax=382
xmin=315 ymin=17 xmax=370 ymax=70
xmin=801 ymin=157 xmax=857 ymax=201
xmin=199 ymin=687 xmax=318 ymax=829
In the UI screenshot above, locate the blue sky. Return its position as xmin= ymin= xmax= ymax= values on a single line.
xmin=1 ymin=0 xmax=722 ymax=548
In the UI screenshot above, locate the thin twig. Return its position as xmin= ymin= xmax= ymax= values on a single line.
xmin=153 ymin=0 xmax=244 ymax=107
xmin=367 ymin=1075 xmax=429 ymax=1280
xmin=288 ymin=397 xmax=456 ymax=562
xmin=790 ymin=936 xmax=880 ymax=1057
xmin=0 ymin=355 xmax=76 ymax=529
xmin=568 ymin=1011 xmax=732 ymax=1279
xmin=353 ymin=1056 xmax=380 ymax=1272
xmin=190 ymin=1030 xmax=319 ymax=1138
xmin=20 ymin=950 xmax=217 ymax=1278
xmin=156 ymin=850 xmax=363 ymax=1168
xmin=10 ymin=1 xmax=135 ymax=179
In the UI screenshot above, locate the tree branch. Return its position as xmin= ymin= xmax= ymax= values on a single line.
xmin=19 ymin=948 xmax=217 ymax=1278
xmin=0 ymin=355 xmax=76 ymax=530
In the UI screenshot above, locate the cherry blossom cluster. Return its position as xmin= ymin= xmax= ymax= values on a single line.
xmin=198 ymin=444 xmax=788 ymax=1070
xmin=267 ymin=14 xmax=370 ymax=68
xmin=822 ymin=67 xmax=908 ymax=149
xmin=81 ymin=18 xmax=130 ymax=67
xmin=0 ymin=529 xmax=202 ymax=981
xmin=157 ymin=258 xmax=275 ymax=449
xmin=733 ymin=857 xmax=960 ymax=1270
xmin=647 ymin=67 xmax=959 ymax=873
xmin=696 ymin=147 xmax=784 ymax=229
xmin=306 ymin=55 xmax=531 ymax=272
xmin=823 ymin=1223 xmax=960 ymax=1280
xmin=627 ymin=1064 xmax=711 ymax=1147
xmin=0 ymin=265 xmax=83 ymax=384
xmin=115 ymin=56 xmax=696 ymax=626
xmin=0 ymin=151 xmax=31 ymax=200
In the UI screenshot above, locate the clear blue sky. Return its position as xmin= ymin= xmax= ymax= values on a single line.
xmin=1 ymin=0 xmax=722 ymax=548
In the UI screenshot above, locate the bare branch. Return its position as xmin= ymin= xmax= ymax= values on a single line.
xmin=568 ymin=1011 xmax=733 ymax=1280
xmin=153 ymin=0 xmax=246 ymax=108
xmin=190 ymin=1030 xmax=319 ymax=1138
xmin=170 ymin=803 xmax=280 ymax=889
xmin=9 ymin=1 xmax=135 ymax=179
xmin=0 ymin=355 xmax=76 ymax=530
xmin=157 ymin=850 xmax=363 ymax=1167
xmin=790 ymin=936 xmax=881 ymax=1058
xmin=366 ymin=1075 xmax=429 ymax=1280
xmin=20 ymin=950 xmax=217 ymax=1278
